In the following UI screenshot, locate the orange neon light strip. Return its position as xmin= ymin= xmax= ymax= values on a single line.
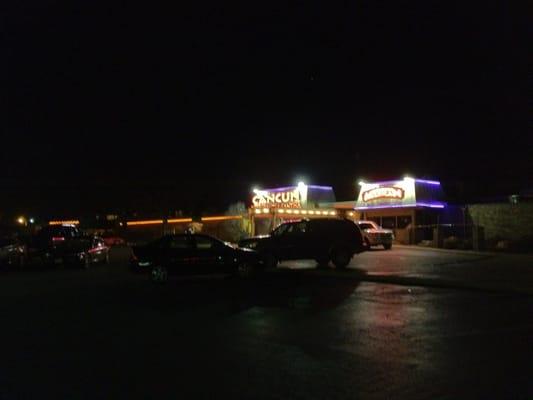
xmin=201 ymin=216 xmax=242 ymax=222
xmin=167 ymin=218 xmax=193 ymax=224
xmin=49 ymin=220 xmax=80 ymax=225
xmin=126 ymin=219 xmax=164 ymax=226
xmin=126 ymin=215 xmax=242 ymax=226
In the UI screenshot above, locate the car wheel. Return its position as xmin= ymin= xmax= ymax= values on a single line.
xmin=151 ymin=265 xmax=168 ymax=284
xmin=383 ymin=243 xmax=392 ymax=250
xmin=237 ymin=261 xmax=254 ymax=279
xmin=82 ymin=253 xmax=91 ymax=269
xmin=16 ymin=254 xmax=26 ymax=269
xmin=263 ymin=254 xmax=278 ymax=269
xmin=332 ymin=248 xmax=351 ymax=269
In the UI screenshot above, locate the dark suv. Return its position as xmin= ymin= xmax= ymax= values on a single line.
xmin=238 ymin=218 xmax=365 ymax=269
xmin=28 ymin=224 xmax=82 ymax=265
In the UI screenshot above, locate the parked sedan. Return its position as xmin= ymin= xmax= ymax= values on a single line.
xmin=62 ymin=236 xmax=110 ymax=268
xmin=101 ymin=233 xmax=126 ymax=247
xmin=130 ymin=234 xmax=259 ymax=282
xmin=355 ymin=220 xmax=394 ymax=250
xmin=0 ymin=236 xmax=26 ymax=268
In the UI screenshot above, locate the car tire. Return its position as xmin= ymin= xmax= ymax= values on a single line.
xmin=237 ymin=261 xmax=254 ymax=279
xmin=151 ymin=265 xmax=168 ymax=284
xmin=263 ymin=254 xmax=278 ymax=269
xmin=82 ymin=253 xmax=91 ymax=269
xmin=383 ymin=243 xmax=392 ymax=250
xmin=332 ymin=248 xmax=351 ymax=269
xmin=16 ymin=254 xmax=26 ymax=269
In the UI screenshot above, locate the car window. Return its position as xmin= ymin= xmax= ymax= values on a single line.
xmin=168 ymin=236 xmax=193 ymax=249
xmin=358 ymin=223 xmax=375 ymax=230
xmin=272 ymin=224 xmax=290 ymax=236
xmin=294 ymin=221 xmax=307 ymax=233
xmin=195 ymin=236 xmax=216 ymax=250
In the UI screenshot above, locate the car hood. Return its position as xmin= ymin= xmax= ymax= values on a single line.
xmin=243 ymin=235 xmax=271 ymax=241
xmin=364 ymin=229 xmax=393 ymax=234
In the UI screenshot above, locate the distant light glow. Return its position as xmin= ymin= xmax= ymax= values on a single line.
xmin=29 ymin=218 xmax=35 ymax=224
xmin=262 ymin=208 xmax=269 ymax=213
xmin=17 ymin=217 xmax=25 ymax=225
xmin=278 ymin=209 xmax=285 ymax=214
xmin=300 ymin=210 xmax=307 ymax=214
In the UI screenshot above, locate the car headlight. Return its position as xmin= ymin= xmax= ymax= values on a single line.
xmin=138 ymin=261 xmax=152 ymax=267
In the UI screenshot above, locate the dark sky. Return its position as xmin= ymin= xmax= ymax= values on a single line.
xmin=4 ymin=1 xmax=531 ymax=216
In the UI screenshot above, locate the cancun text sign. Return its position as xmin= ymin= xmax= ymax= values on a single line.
xmin=252 ymin=188 xmax=305 ymax=209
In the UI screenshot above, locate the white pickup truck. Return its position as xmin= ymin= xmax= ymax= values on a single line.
xmin=355 ymin=220 xmax=394 ymax=250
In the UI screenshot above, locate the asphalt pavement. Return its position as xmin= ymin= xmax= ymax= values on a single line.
xmin=1 ymin=246 xmax=532 ymax=399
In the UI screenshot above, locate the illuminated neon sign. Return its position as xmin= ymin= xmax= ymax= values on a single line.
xmin=252 ymin=190 xmax=302 ymax=208
xmin=362 ymin=186 xmax=404 ymax=202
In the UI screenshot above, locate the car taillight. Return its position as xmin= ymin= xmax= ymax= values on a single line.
xmin=52 ymin=236 xmax=65 ymax=242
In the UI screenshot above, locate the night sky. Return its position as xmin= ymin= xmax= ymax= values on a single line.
xmin=4 ymin=1 xmax=531 ymax=217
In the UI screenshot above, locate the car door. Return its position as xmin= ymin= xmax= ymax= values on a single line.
xmin=165 ymin=235 xmax=196 ymax=274
xmin=193 ymin=235 xmax=231 ymax=274
xmin=287 ymin=221 xmax=310 ymax=259
xmin=88 ymin=237 xmax=106 ymax=262
xmin=270 ymin=223 xmax=300 ymax=260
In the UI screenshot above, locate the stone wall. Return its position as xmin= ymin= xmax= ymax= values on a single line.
xmin=467 ymin=203 xmax=533 ymax=248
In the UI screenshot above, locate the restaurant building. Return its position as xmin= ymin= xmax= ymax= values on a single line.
xmin=249 ymin=182 xmax=338 ymax=235
xmin=340 ymin=177 xmax=448 ymax=244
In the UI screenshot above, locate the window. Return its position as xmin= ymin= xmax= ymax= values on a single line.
xmin=397 ymin=216 xmax=412 ymax=229
xmin=168 ymin=236 xmax=193 ymax=249
xmin=272 ymin=224 xmax=290 ymax=236
xmin=195 ymin=236 xmax=215 ymax=250
xmin=381 ymin=217 xmax=396 ymax=229
xmin=294 ymin=221 xmax=307 ymax=233
xmin=358 ymin=223 xmax=376 ymax=230
xmin=368 ymin=216 xmax=381 ymax=226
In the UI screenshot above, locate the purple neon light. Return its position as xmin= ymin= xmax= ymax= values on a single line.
xmin=355 ymin=202 xmax=446 ymax=210
xmin=261 ymin=185 xmax=333 ymax=192
xmin=360 ymin=178 xmax=441 ymax=186
xmin=415 ymin=179 xmax=441 ymax=185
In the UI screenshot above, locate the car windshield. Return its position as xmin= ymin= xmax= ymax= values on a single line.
xmin=359 ymin=223 xmax=376 ymax=230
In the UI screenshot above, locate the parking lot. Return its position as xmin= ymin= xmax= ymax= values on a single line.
xmin=1 ymin=246 xmax=532 ymax=399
